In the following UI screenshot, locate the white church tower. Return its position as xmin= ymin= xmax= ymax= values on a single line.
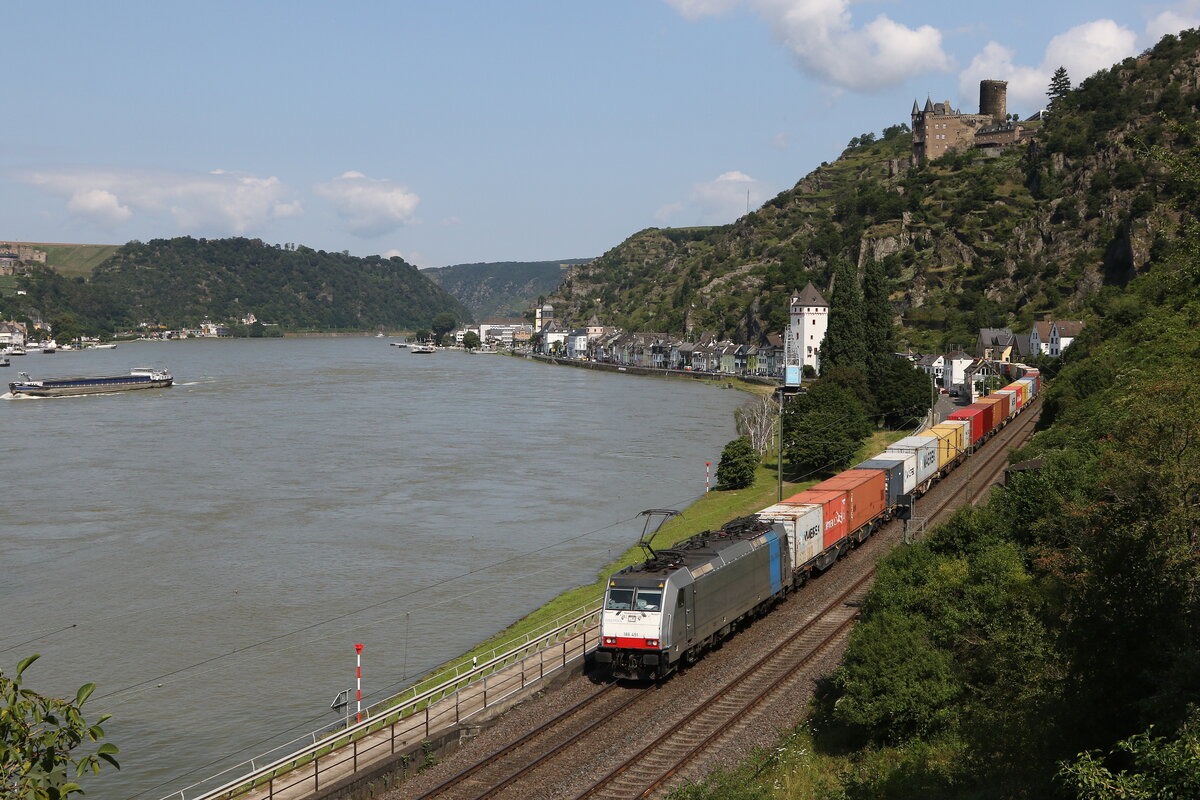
xmin=787 ymin=282 xmax=829 ymax=375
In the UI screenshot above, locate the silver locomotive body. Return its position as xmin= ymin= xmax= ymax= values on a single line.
xmin=593 ymin=518 xmax=789 ymax=680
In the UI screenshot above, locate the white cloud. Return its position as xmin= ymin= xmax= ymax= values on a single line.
xmin=664 ymin=0 xmax=953 ymax=90
xmin=19 ymin=167 xmax=300 ymax=233
xmin=1146 ymin=2 xmax=1200 ymax=43
xmin=771 ymin=132 xmax=790 ymax=150
xmin=957 ymin=15 xmax=1184 ymax=115
xmin=313 ymin=171 xmax=420 ymax=237
xmin=657 ymin=170 xmax=773 ymax=226
xmin=66 ymin=188 xmax=132 ymax=225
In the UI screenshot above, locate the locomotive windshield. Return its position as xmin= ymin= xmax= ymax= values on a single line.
xmin=634 ymin=590 xmax=662 ymax=611
xmin=605 ymin=588 xmax=634 ymax=610
xmin=604 ymin=587 xmax=662 ymax=611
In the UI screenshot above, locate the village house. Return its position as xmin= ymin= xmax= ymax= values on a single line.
xmin=1048 ymin=320 xmax=1083 ymax=357
xmin=0 ymin=321 xmax=28 ymax=349
xmin=976 ymin=328 xmax=1018 ymax=361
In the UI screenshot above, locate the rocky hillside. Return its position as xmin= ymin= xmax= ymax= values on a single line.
xmin=421 ymin=258 xmax=588 ymax=320
xmin=547 ymin=30 xmax=1200 ymax=352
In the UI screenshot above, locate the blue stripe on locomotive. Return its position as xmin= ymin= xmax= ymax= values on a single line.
xmin=767 ymin=530 xmax=782 ymax=594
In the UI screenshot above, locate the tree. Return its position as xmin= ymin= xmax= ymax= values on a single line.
xmin=861 ymin=259 xmax=893 ymax=371
xmin=715 ymin=437 xmax=758 ymax=490
xmin=1048 ymin=66 xmax=1071 ymax=105
xmin=819 ymin=258 xmax=867 ymax=374
xmin=430 ymin=312 xmax=457 ymax=341
xmin=462 ymin=331 xmax=481 ymax=350
xmin=782 ymin=382 xmax=870 ymax=477
xmin=871 ymin=358 xmax=933 ymax=429
xmin=734 ymin=394 xmax=777 ymax=455
xmin=1 ymin=654 xmax=119 ymax=800
xmin=414 ymin=328 xmax=431 ymax=343
xmin=1059 ymin=709 xmax=1200 ymax=800
xmin=48 ymin=313 xmax=82 ymax=346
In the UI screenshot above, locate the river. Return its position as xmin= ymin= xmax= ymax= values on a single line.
xmin=0 ymin=338 xmax=747 ymax=799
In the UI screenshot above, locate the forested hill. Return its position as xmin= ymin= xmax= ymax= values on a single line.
xmin=9 ymin=237 xmax=471 ymax=332
xmin=421 ymin=258 xmax=588 ymax=320
xmin=548 ymin=30 xmax=1200 ymax=352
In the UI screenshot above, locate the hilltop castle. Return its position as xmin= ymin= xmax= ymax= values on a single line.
xmin=911 ymin=80 xmax=1030 ymax=163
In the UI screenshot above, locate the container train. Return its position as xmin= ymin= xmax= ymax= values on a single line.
xmin=592 ymin=367 xmax=1040 ymax=680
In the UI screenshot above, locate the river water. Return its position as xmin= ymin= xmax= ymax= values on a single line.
xmin=0 ymin=338 xmax=746 ymax=800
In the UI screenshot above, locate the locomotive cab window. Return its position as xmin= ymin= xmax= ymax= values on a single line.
xmin=634 ymin=590 xmax=662 ymax=612
xmin=605 ymin=588 xmax=634 ymax=610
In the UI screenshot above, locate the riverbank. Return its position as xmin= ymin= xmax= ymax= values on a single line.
xmin=525 ymin=351 xmax=781 ymax=391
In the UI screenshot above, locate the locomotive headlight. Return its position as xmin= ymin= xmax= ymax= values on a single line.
xmin=646 ymin=638 xmax=660 ymax=648
xmin=603 ymin=636 xmax=617 ymax=645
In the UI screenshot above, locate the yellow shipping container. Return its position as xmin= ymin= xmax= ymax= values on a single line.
xmin=927 ymin=422 xmax=968 ymax=470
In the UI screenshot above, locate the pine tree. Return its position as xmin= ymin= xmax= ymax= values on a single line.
xmin=820 ymin=258 xmax=867 ymax=374
xmin=1047 ymin=66 xmax=1071 ymax=105
xmin=861 ymin=259 xmax=893 ymax=371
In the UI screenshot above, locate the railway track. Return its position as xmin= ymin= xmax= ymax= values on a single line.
xmin=410 ymin=682 xmax=652 ymax=800
xmin=397 ymin=399 xmax=1043 ymax=800
xmin=575 ymin=572 xmax=872 ymax=800
xmin=568 ymin=400 xmax=1043 ymax=800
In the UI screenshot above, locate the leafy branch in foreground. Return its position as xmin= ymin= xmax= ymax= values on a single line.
xmin=1 ymin=654 xmax=119 ymax=800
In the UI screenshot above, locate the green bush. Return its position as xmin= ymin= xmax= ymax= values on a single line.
xmin=715 ymin=437 xmax=757 ymax=490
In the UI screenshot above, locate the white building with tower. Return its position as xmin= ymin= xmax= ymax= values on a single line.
xmin=786 ymin=282 xmax=828 ymax=376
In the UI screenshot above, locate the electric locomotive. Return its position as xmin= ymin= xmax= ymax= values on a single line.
xmin=593 ymin=513 xmax=790 ymax=680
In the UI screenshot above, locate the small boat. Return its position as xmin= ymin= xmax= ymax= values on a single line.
xmin=5 ymin=346 xmax=26 ymax=356
xmin=409 ymin=344 xmax=436 ymax=354
xmin=8 ymin=368 xmax=172 ymax=398
xmin=91 ymin=343 xmax=118 ymax=350
xmin=0 ymin=357 xmax=9 ymax=368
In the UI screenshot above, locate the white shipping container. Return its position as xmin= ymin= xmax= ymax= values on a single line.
xmin=867 ymin=452 xmax=917 ymax=495
xmin=885 ymin=435 xmax=940 ymax=485
xmin=757 ymin=502 xmax=824 ymax=570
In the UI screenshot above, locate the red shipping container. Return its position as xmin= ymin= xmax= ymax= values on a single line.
xmin=816 ymin=470 xmax=888 ymax=535
xmin=948 ymin=406 xmax=986 ymax=446
xmin=783 ymin=488 xmax=848 ymax=550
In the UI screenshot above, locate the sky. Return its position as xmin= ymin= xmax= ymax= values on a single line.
xmin=5 ymin=1 xmax=1199 ymax=268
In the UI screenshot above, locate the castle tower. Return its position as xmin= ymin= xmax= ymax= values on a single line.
xmin=787 ymin=282 xmax=829 ymax=374
xmin=979 ymin=79 xmax=1007 ymax=123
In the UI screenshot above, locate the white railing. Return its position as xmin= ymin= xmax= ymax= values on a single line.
xmin=159 ymin=599 xmax=603 ymax=800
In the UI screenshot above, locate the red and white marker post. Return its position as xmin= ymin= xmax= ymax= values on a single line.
xmin=706 ymin=462 xmax=711 ymax=493
xmin=354 ymin=644 xmax=363 ymax=723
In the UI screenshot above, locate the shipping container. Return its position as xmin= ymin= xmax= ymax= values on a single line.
xmin=757 ymin=502 xmax=824 ymax=572
xmin=854 ymin=455 xmax=911 ymax=505
xmin=948 ymin=406 xmax=987 ymax=446
xmin=1009 ymin=382 xmax=1028 ymax=407
xmin=884 ymin=434 xmax=940 ymax=486
xmin=926 ymin=422 xmax=968 ymax=471
xmin=996 ymin=389 xmax=1018 ymax=416
xmin=975 ymin=395 xmax=1003 ymax=432
xmin=812 ymin=470 xmax=888 ymax=537
xmin=782 ymin=489 xmax=848 ymax=551
xmin=1017 ymin=377 xmax=1036 ymax=403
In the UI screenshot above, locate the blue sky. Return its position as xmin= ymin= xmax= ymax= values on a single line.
xmin=5 ymin=1 xmax=1198 ymax=267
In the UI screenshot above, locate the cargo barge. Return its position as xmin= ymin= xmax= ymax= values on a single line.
xmin=8 ymin=368 xmax=172 ymax=398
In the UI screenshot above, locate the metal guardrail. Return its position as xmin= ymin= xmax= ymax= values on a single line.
xmin=159 ymin=600 xmax=604 ymax=800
